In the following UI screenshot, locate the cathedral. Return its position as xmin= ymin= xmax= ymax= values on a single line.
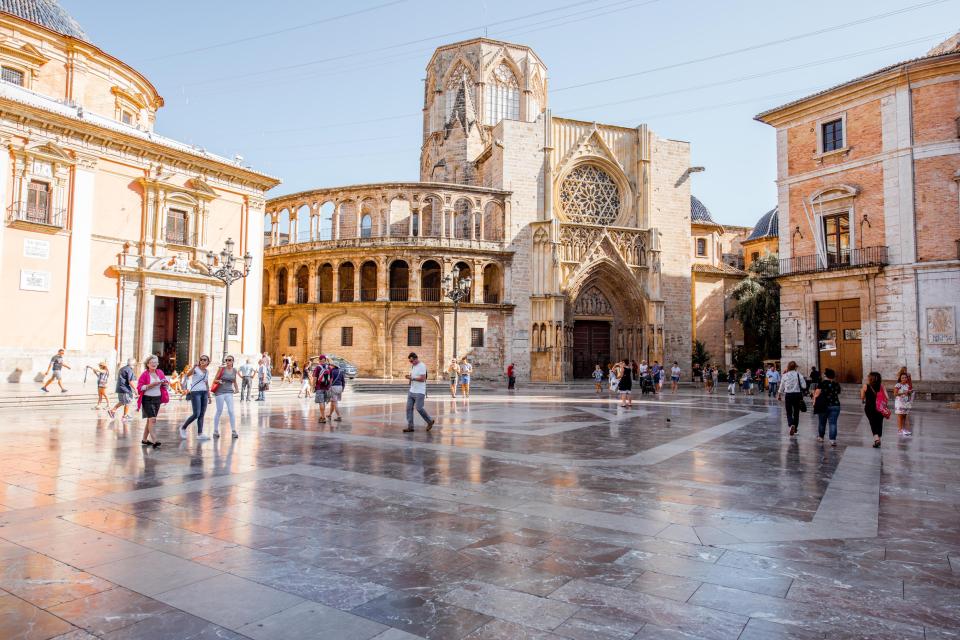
xmin=262 ymin=38 xmax=697 ymax=381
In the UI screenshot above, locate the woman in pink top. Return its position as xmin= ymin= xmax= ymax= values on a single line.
xmin=137 ymin=355 xmax=169 ymax=448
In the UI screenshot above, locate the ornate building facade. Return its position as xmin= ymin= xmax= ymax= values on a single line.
xmin=263 ymin=38 xmax=696 ymax=381
xmin=0 ymin=1 xmax=279 ymax=383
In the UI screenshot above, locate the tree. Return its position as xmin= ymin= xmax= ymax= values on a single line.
xmin=691 ymin=340 xmax=711 ymax=367
xmin=729 ymin=254 xmax=781 ymax=360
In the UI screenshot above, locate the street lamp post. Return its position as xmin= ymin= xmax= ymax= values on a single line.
xmin=442 ymin=267 xmax=472 ymax=361
xmin=206 ymin=238 xmax=253 ymax=364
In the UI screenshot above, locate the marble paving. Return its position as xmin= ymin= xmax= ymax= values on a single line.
xmin=0 ymin=386 xmax=958 ymax=639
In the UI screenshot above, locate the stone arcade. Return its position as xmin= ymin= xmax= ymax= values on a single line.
xmin=262 ymin=39 xmax=695 ymax=381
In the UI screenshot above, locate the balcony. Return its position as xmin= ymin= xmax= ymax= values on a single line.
xmin=421 ymin=288 xmax=442 ymax=302
xmin=7 ymin=202 xmax=65 ymax=229
xmin=164 ymin=231 xmax=199 ymax=248
xmin=360 ymin=288 xmax=377 ymax=302
xmin=484 ymin=292 xmax=500 ymax=304
xmin=778 ymin=246 xmax=888 ymax=276
xmin=389 ymin=288 xmax=409 ymax=302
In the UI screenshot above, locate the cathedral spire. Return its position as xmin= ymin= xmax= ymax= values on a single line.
xmin=444 ymin=71 xmax=478 ymax=139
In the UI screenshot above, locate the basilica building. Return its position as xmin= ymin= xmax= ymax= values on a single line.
xmin=263 ymin=38 xmax=699 ymax=381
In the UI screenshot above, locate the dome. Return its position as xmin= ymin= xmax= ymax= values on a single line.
xmin=0 ymin=0 xmax=87 ymax=40
xmin=747 ymin=206 xmax=779 ymax=241
xmin=690 ymin=196 xmax=715 ymax=224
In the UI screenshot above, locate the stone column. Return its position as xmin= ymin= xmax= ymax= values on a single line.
xmin=354 ymin=264 xmax=362 ymax=302
xmin=332 ymin=204 xmax=340 ymax=240
xmin=441 ymin=209 xmax=449 ymax=238
xmin=308 ymin=263 xmax=318 ymax=303
xmin=377 ymin=258 xmax=388 ymax=301
xmin=410 ymin=259 xmax=421 ymax=302
xmin=201 ymin=293 xmax=214 ymax=357
xmin=331 ymin=261 xmax=340 ymax=302
xmin=471 ymin=260 xmax=482 ymax=303
xmin=382 ymin=208 xmax=390 ymax=238
xmin=138 ymin=286 xmax=154 ymax=361
xmin=287 ymin=268 xmax=297 ymax=305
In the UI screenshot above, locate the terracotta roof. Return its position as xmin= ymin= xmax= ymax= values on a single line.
xmin=746 ymin=207 xmax=778 ymax=241
xmin=692 ymin=262 xmax=746 ymax=277
xmin=0 ymin=0 xmax=87 ymax=40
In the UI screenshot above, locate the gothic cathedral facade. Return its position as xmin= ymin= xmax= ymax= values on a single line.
xmin=262 ymin=39 xmax=693 ymax=381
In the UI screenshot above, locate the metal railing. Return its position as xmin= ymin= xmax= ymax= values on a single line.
xmin=265 ymin=234 xmax=504 ymax=253
xmin=484 ymin=292 xmax=500 ymax=304
xmin=296 ymin=289 xmax=308 ymax=304
xmin=339 ymin=288 xmax=354 ymax=303
xmin=389 ymin=287 xmax=409 ymax=302
xmin=421 ymin=288 xmax=442 ymax=302
xmin=360 ymin=288 xmax=377 ymax=302
xmin=8 ymin=202 xmax=65 ymax=228
xmin=778 ymin=245 xmax=888 ymax=276
xmin=165 ymin=231 xmax=199 ymax=248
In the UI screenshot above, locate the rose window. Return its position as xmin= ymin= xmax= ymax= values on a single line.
xmin=559 ymin=164 xmax=620 ymax=225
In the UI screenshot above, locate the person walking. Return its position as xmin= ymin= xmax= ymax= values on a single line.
xmin=446 ymin=359 xmax=460 ymax=398
xmin=108 ymin=358 xmax=137 ymax=421
xmin=459 ymin=358 xmax=473 ymax=398
xmin=608 ymin=362 xmax=619 ymax=396
xmin=704 ymin=365 xmax=715 ymax=394
xmin=179 ymin=355 xmax=211 ymax=440
xmin=136 ymin=355 xmax=168 ymax=448
xmin=813 ymin=368 xmax=842 ymax=446
xmin=313 ymin=355 xmax=332 ymax=423
xmin=727 ymin=366 xmax=738 ymax=396
xmin=808 ymin=366 xmax=821 ymax=397
xmin=741 ymin=369 xmax=753 ymax=396
xmin=670 ymin=362 xmax=681 ymax=394
xmin=212 ymin=356 xmax=240 ymax=438
xmin=327 ymin=360 xmax=345 ymax=422
xmin=298 ymin=356 xmax=316 ymax=399
xmin=616 ymin=360 xmax=633 ymax=408
xmin=256 ymin=358 xmax=271 ymax=401
xmin=861 ymin=371 xmax=889 ymax=448
xmin=404 ymin=352 xmax=434 ymax=433
xmin=777 ymin=361 xmax=807 ymax=437
xmin=238 ymin=359 xmax=256 ymax=402
xmin=506 ymin=363 xmax=516 ymax=390
xmin=86 ymin=362 xmax=110 ymax=409
xmin=894 ymin=371 xmax=914 ymax=436
xmin=592 ymin=364 xmax=604 ymax=394
xmin=41 ymin=348 xmax=71 ymax=393
xmin=281 ymin=354 xmax=292 ymax=384
xmin=765 ymin=364 xmax=780 ymax=398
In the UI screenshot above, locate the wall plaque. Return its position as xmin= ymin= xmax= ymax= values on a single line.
xmin=20 ymin=270 xmax=50 ymax=291
xmin=23 ymin=238 xmax=50 ymax=259
xmin=926 ymin=306 xmax=956 ymax=345
xmin=87 ymin=297 xmax=117 ymax=335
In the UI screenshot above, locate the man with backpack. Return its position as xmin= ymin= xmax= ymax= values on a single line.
xmin=326 ymin=360 xmax=346 ymax=422
xmin=313 ymin=355 xmax=333 ymax=423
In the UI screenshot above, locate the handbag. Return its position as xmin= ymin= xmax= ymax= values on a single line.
xmin=210 ymin=369 xmax=222 ymax=395
xmin=876 ymin=386 xmax=891 ymax=419
xmin=799 ymin=397 xmax=808 ymax=412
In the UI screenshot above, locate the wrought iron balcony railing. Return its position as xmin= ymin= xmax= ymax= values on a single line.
xmin=165 ymin=231 xmax=199 ymax=248
xmin=778 ymin=246 xmax=888 ymax=276
xmin=389 ymin=287 xmax=409 ymax=302
xmin=8 ymin=202 xmax=65 ymax=228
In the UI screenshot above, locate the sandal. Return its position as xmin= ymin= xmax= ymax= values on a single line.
xmin=318 ymin=417 xmax=326 ymax=423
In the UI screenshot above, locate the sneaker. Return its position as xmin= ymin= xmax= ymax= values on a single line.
xmin=830 ymin=440 xmax=837 ymax=447
xmin=61 ymin=389 xmax=68 ymax=393
xmin=213 ymin=431 xmax=221 ymax=439
xmin=197 ymin=433 xmax=210 ymax=441
xmin=107 ymin=409 xmax=116 ymax=419
xmin=41 ymin=387 xmax=48 ymax=392
xmin=122 ymin=415 xmax=132 ymax=422
xmin=402 ymin=427 xmax=414 ymax=433
xmin=179 ymin=426 xmax=187 ymax=440
xmin=903 ymin=430 xmax=912 ymax=436
xmin=231 ymin=431 xmax=239 ymax=439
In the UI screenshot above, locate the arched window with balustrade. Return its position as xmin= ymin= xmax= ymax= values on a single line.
xmin=317 ymin=263 xmax=333 ymax=302
xmin=277 ymin=267 xmax=288 ymax=304
xmin=277 ymin=209 xmax=291 ymax=245
xmin=360 ymin=261 xmax=378 ymax=301
xmin=360 ymin=200 xmax=378 ymax=238
xmin=263 ymin=213 xmax=273 ymax=247
xmin=454 ymin=198 xmax=471 ymax=239
xmin=482 ymin=263 xmax=502 ymax=304
xmin=389 ymin=260 xmax=409 ymax=301
xmin=338 ymin=262 xmax=355 ymax=302
xmin=483 ymin=202 xmax=504 ymax=241
xmin=389 ymin=198 xmax=411 ymax=237
xmin=296 ymin=205 xmax=310 ymax=243
xmin=453 ymin=261 xmax=472 ymax=297
xmin=420 ymin=198 xmax=438 ymax=237
xmin=295 ymin=266 xmax=309 ymax=303
xmin=421 ymin=260 xmax=441 ymax=302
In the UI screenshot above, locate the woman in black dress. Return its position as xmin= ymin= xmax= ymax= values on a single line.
xmin=617 ymin=360 xmax=633 ymax=408
xmin=860 ymin=371 xmax=887 ymax=448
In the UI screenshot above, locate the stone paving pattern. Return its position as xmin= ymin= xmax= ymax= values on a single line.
xmin=0 ymin=388 xmax=958 ymax=639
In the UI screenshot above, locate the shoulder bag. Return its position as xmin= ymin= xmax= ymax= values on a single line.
xmin=876 ymin=386 xmax=891 ymax=419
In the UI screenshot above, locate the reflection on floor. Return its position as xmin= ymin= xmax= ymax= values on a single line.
xmin=0 ymin=388 xmax=958 ymax=639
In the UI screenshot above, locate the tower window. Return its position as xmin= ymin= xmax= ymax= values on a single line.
xmin=821 ymin=118 xmax=844 ymax=152
xmin=696 ymin=238 xmax=707 ymax=257
xmin=1 ymin=66 xmax=24 ymax=86
xmin=485 ymin=64 xmax=520 ymax=125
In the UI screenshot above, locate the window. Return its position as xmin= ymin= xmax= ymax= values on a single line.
xmin=341 ymin=326 xmax=353 ymax=347
xmin=288 ymin=327 xmax=297 ymax=346
xmin=360 ymin=214 xmax=372 ymax=238
xmin=821 ymin=118 xmax=844 ymax=152
xmin=822 ymin=212 xmax=850 ymax=265
xmin=485 ymin=63 xmax=520 ymax=125
xmin=751 ymin=251 xmax=760 ymax=262
xmin=227 ymin=313 xmax=239 ymax=337
xmin=470 ymin=328 xmax=484 ymax=348
xmin=121 ymin=111 xmax=133 ymax=125
xmin=559 ymin=164 xmax=620 ymax=225
xmin=1 ymin=66 xmax=24 ymax=86
xmin=165 ymin=208 xmax=189 ymax=245
xmin=412 ymin=211 xmax=420 ymax=237
xmin=26 ymin=180 xmax=49 ymax=223
xmin=695 ymin=238 xmax=707 ymax=257
xmin=407 ymin=326 xmax=422 ymax=347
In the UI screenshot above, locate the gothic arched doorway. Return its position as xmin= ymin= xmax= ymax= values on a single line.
xmin=572 ymin=285 xmax=614 ymax=378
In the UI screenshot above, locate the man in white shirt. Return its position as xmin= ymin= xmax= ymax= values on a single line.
xmin=238 ymin=359 xmax=256 ymax=402
xmin=765 ymin=365 xmax=781 ymax=397
xmin=404 ymin=352 xmax=434 ymax=433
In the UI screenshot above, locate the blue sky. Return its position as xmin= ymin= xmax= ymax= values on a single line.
xmin=63 ymin=0 xmax=957 ymax=228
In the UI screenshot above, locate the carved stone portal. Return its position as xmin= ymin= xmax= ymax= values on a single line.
xmin=573 ymin=286 xmax=613 ymax=317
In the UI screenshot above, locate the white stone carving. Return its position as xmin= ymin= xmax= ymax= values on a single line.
xmin=559 ymin=164 xmax=620 ymax=225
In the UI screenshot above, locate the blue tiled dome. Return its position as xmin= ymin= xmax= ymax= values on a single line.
xmin=0 ymin=0 xmax=87 ymax=40
xmin=690 ymin=196 xmax=715 ymax=223
xmin=747 ymin=206 xmax=778 ymax=241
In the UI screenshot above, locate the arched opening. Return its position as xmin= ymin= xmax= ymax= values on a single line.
xmin=389 ymin=260 xmax=409 ymax=301
xmin=277 ymin=267 xmax=288 ymax=304
xmin=319 ymin=201 xmax=334 ymax=241
xmin=338 ymin=262 xmax=355 ymax=302
xmin=389 ymin=198 xmax=412 ymax=237
xmin=473 ymin=212 xmax=481 ymax=240
xmin=295 ymin=265 xmax=309 ymax=303
xmin=412 ymin=210 xmax=420 ymax=237
xmin=420 ymin=200 xmax=435 ymax=237
xmin=296 ymin=205 xmax=311 ymax=243
xmin=360 ymin=261 xmax=377 ymax=301
xmin=263 ymin=213 xmax=273 ymax=248
xmin=454 ymin=198 xmax=471 ymax=239
xmin=421 ymin=260 xmax=442 ymax=302
xmin=360 ymin=214 xmax=373 ymax=238
xmin=482 ymin=263 xmax=501 ymax=304
xmin=360 ymin=200 xmax=377 ymax=238
xmin=317 ymin=263 xmax=333 ymax=303
xmin=262 ymin=270 xmax=269 ymax=306
xmin=277 ymin=209 xmax=291 ymax=245
xmin=454 ymin=261 xmax=472 ymax=298
xmin=485 ymin=63 xmax=520 ymax=125
xmin=483 ymin=202 xmax=504 ymax=241
xmin=338 ymin=200 xmax=356 ymax=238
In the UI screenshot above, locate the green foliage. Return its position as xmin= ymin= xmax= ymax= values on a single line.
xmin=732 ymin=346 xmax=763 ymax=372
xmin=691 ymin=340 xmax=711 ymax=367
xmin=730 ymin=254 xmax=781 ymax=360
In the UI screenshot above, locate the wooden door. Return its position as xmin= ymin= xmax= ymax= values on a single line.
xmin=573 ymin=320 xmax=611 ymax=378
xmin=816 ymin=299 xmax=862 ymax=384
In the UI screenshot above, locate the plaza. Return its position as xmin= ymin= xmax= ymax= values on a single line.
xmin=0 ymin=386 xmax=958 ymax=639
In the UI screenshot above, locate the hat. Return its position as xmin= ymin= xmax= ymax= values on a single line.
xmin=318 ymin=354 xmax=327 ymax=360
xmin=98 ymin=361 xmax=108 ymax=368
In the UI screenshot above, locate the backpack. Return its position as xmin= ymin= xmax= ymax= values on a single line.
xmin=314 ymin=365 xmax=332 ymax=391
